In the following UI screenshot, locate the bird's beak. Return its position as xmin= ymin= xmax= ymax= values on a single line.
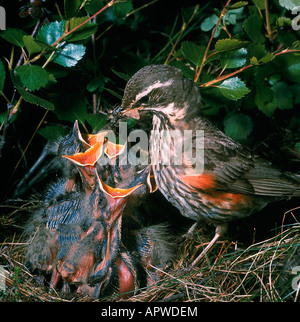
xmin=82 ymin=131 xmax=109 ymax=147
xmin=121 ymin=105 xmax=143 ymax=120
xmin=104 ymin=141 xmax=127 ymax=160
xmin=62 ymin=141 xmax=104 ymax=167
xmin=95 ymin=169 xmax=143 ymax=200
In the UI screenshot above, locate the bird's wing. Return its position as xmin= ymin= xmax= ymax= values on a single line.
xmin=46 ymin=194 xmax=81 ymax=230
xmin=179 ymin=118 xmax=300 ymax=197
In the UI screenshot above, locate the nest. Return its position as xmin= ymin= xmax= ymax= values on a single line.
xmin=0 ymin=201 xmax=299 ymax=302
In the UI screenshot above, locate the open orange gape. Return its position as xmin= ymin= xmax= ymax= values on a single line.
xmin=25 ymin=121 xmax=172 ymax=299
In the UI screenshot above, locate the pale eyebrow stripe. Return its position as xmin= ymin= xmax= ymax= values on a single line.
xmin=135 ymin=80 xmax=173 ymax=102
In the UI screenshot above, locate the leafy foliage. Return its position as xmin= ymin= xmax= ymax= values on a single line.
xmin=0 ymin=0 xmax=299 ymax=199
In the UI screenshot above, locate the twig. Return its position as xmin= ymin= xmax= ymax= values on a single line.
xmin=200 ymin=48 xmax=300 ymax=87
xmin=264 ymin=0 xmax=274 ymax=42
xmin=164 ymin=5 xmax=199 ymax=65
xmin=13 ymin=110 xmax=49 ymax=176
xmin=194 ymin=0 xmax=231 ymax=82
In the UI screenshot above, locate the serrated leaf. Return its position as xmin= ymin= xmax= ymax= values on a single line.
xmin=23 ymin=36 xmax=43 ymax=55
xmin=15 ymin=65 xmax=49 ymax=91
xmin=224 ymin=113 xmax=253 ymax=141
xmin=0 ymin=28 xmax=28 ymax=47
xmin=216 ymin=77 xmax=250 ymax=100
xmin=53 ymin=42 xmax=86 ymax=67
xmin=23 ymin=36 xmax=54 ymax=56
xmin=258 ymin=52 xmax=275 ymax=64
xmin=229 ymin=1 xmax=248 ymax=10
xmin=243 ymin=14 xmax=265 ymax=43
xmin=247 ymin=43 xmax=265 ymax=60
xmin=215 ymin=38 xmax=248 ymax=52
xmin=37 ymin=21 xmax=86 ymax=67
xmin=113 ymin=0 xmax=133 ymax=18
xmin=65 ymin=17 xmax=98 ymax=42
xmin=37 ymin=21 xmax=65 ymax=46
xmin=11 ymin=72 xmax=55 ymax=110
xmin=200 ymin=14 xmax=219 ymax=31
xmin=0 ymin=59 xmax=5 ymax=92
xmin=220 ymin=48 xmax=247 ymax=69
xmin=84 ymin=0 xmax=104 ymax=15
xmin=279 ymin=0 xmax=300 ymax=10
xmin=181 ymin=41 xmax=206 ymax=66
xmin=64 ymin=0 xmax=82 ymax=18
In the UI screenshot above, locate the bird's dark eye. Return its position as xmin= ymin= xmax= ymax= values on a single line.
xmin=134 ymin=95 xmax=150 ymax=107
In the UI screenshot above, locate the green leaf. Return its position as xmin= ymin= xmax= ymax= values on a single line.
xmin=23 ymin=36 xmax=43 ymax=55
xmin=0 ymin=28 xmax=28 ymax=47
xmin=277 ymin=17 xmax=292 ymax=27
xmin=37 ymin=21 xmax=65 ymax=46
xmin=247 ymin=43 xmax=265 ymax=61
xmin=283 ymin=55 xmax=300 ymax=83
xmin=38 ymin=125 xmax=70 ymax=141
xmin=215 ymin=38 xmax=248 ymax=52
xmin=223 ymin=113 xmax=253 ymax=141
xmin=113 ymin=0 xmax=133 ymax=18
xmin=200 ymin=14 xmax=219 ymax=31
xmin=279 ymin=0 xmax=300 ymax=10
xmin=105 ymin=88 xmax=123 ymax=100
xmin=252 ymin=0 xmax=265 ymax=9
xmin=271 ymin=82 xmax=293 ymax=110
xmin=87 ymin=76 xmax=105 ymax=92
xmin=255 ymin=86 xmax=277 ymax=116
xmin=216 ymin=77 xmax=251 ymax=100
xmin=51 ymin=90 xmax=88 ymax=122
xmin=37 ymin=21 xmax=86 ymax=67
xmin=229 ymin=1 xmax=248 ymax=10
xmin=11 ymin=72 xmax=55 ymax=110
xmin=291 ymin=40 xmax=300 ymax=49
xmin=15 ymin=65 xmax=49 ymax=91
xmin=181 ymin=41 xmax=206 ymax=66
xmin=111 ymin=69 xmax=130 ymax=81
xmin=258 ymin=52 xmax=275 ymax=64
xmin=0 ymin=59 xmax=5 ymax=92
xmin=220 ymin=48 xmax=247 ymax=69
xmin=53 ymin=42 xmax=86 ymax=67
xmin=64 ymin=0 xmax=82 ymax=18
xmin=65 ymin=17 xmax=98 ymax=42
xmin=23 ymin=36 xmax=54 ymax=56
xmin=85 ymin=113 xmax=107 ymax=132
xmin=243 ymin=14 xmax=265 ymax=43
xmin=84 ymin=0 xmax=104 ymax=15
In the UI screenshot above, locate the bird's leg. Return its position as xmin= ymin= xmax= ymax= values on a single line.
xmin=182 ymin=222 xmax=198 ymax=240
xmin=49 ymin=266 xmax=61 ymax=292
xmin=191 ymin=223 xmax=228 ymax=266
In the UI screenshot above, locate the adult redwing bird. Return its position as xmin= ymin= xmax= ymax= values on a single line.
xmin=121 ymin=64 xmax=300 ymax=264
